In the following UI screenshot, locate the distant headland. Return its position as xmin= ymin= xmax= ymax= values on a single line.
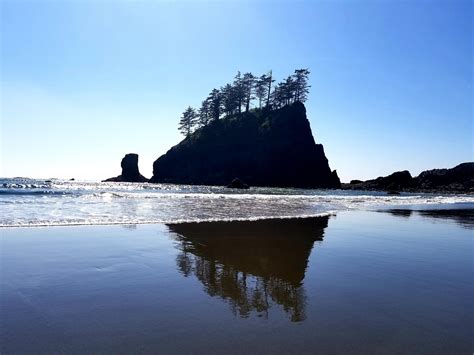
xmin=343 ymin=162 xmax=474 ymax=193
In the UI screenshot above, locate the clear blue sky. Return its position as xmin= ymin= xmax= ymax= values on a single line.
xmin=1 ymin=0 xmax=472 ymax=182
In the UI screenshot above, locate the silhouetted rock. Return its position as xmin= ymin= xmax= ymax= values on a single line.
xmin=227 ymin=178 xmax=249 ymax=189
xmin=150 ymin=102 xmax=340 ymax=188
xmin=69 ymin=178 xmax=75 ymax=181
xmin=413 ymin=162 xmax=474 ymax=191
xmin=103 ymin=153 xmax=148 ymax=183
xmin=344 ymin=162 xmax=473 ymax=193
xmin=344 ymin=170 xmax=412 ymax=191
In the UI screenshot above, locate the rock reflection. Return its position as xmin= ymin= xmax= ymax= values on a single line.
xmin=168 ymin=216 xmax=329 ymax=322
xmin=384 ymin=208 xmax=474 ymax=229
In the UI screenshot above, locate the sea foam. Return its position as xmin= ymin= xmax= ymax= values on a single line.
xmin=1 ymin=178 xmax=472 ymax=227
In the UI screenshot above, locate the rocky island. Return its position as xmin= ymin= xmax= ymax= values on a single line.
xmin=149 ymin=102 xmax=340 ymax=188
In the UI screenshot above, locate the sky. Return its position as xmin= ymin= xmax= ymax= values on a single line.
xmin=1 ymin=0 xmax=472 ymax=182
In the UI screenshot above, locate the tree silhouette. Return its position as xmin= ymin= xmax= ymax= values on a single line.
xmin=221 ymin=83 xmax=239 ymax=116
xmin=293 ymin=68 xmax=310 ymax=103
xmin=283 ymin=75 xmax=296 ymax=105
xmin=208 ymin=88 xmax=222 ymax=121
xmin=242 ymin=72 xmax=256 ymax=112
xmin=198 ymin=99 xmax=211 ymax=127
xmin=255 ymin=74 xmax=268 ymax=109
xmin=265 ymin=70 xmax=275 ymax=108
xmin=233 ymin=71 xmax=245 ymax=114
xmin=179 ymin=106 xmax=198 ymax=137
xmin=271 ymin=82 xmax=286 ymax=108
xmin=178 ymin=68 xmax=310 ymax=135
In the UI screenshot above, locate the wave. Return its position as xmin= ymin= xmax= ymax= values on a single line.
xmin=0 ymin=212 xmax=337 ymax=228
xmin=0 ymin=189 xmax=72 ymax=196
xmin=1 ymin=178 xmax=473 ymax=228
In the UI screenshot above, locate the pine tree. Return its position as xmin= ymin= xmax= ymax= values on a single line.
xmin=178 ymin=106 xmax=198 ymax=137
xmin=271 ymin=82 xmax=286 ymax=109
xmin=221 ymin=83 xmax=239 ymax=117
xmin=242 ymin=72 xmax=256 ymax=112
xmin=178 ymin=68 xmax=311 ymax=134
xmin=265 ymin=70 xmax=275 ymax=108
xmin=293 ymin=68 xmax=310 ymax=103
xmin=198 ymin=99 xmax=211 ymax=127
xmin=255 ymin=74 xmax=268 ymax=109
xmin=283 ymin=75 xmax=296 ymax=105
xmin=208 ymin=88 xmax=222 ymax=121
xmin=233 ymin=71 xmax=245 ymax=114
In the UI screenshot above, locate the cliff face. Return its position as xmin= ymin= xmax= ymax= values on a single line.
xmin=150 ymin=102 xmax=340 ymax=188
xmin=104 ymin=153 xmax=148 ymax=183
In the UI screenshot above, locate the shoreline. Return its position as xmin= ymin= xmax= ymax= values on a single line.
xmin=0 ymin=211 xmax=338 ymax=229
xmin=2 ymin=204 xmax=474 ymax=229
xmin=2 ymin=209 xmax=472 ymax=354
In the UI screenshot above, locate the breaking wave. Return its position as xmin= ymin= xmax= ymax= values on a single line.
xmin=1 ymin=178 xmax=473 ymax=227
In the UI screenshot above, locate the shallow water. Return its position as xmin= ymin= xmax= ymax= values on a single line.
xmin=1 ymin=178 xmax=473 ymax=226
xmin=1 ymin=210 xmax=472 ymax=353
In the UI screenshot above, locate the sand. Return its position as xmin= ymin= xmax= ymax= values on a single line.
xmin=1 ymin=210 xmax=472 ymax=354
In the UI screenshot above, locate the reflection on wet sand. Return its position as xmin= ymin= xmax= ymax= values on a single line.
xmin=167 ymin=216 xmax=329 ymax=322
xmin=384 ymin=208 xmax=474 ymax=229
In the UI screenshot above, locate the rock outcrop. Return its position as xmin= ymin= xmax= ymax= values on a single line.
xmin=150 ymin=102 xmax=340 ymax=188
xmin=413 ymin=162 xmax=474 ymax=191
xmin=104 ymin=153 xmax=148 ymax=183
xmin=227 ymin=178 xmax=249 ymax=189
xmin=343 ymin=162 xmax=473 ymax=193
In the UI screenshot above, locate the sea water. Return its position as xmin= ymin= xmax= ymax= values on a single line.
xmin=1 ymin=178 xmax=473 ymax=227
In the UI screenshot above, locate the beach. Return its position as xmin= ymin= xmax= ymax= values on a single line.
xmin=2 ymin=209 xmax=472 ymax=354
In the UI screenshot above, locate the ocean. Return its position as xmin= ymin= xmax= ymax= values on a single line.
xmin=2 ymin=178 xmax=473 ymax=353
xmin=1 ymin=177 xmax=473 ymax=227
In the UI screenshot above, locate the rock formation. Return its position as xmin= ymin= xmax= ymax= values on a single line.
xmin=150 ymin=102 xmax=340 ymax=188
xmin=344 ymin=162 xmax=473 ymax=192
xmin=413 ymin=162 xmax=473 ymax=191
xmin=103 ymin=153 xmax=148 ymax=183
xmin=227 ymin=178 xmax=249 ymax=189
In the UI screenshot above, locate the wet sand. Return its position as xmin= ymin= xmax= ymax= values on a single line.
xmin=1 ymin=211 xmax=472 ymax=354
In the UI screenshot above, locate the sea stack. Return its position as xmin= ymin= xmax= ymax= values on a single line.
xmin=150 ymin=102 xmax=340 ymax=188
xmin=104 ymin=153 xmax=148 ymax=183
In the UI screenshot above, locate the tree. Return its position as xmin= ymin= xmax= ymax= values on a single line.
xmin=179 ymin=106 xmax=198 ymax=137
xmin=198 ymin=99 xmax=211 ymax=127
xmin=255 ymin=74 xmax=268 ymax=109
xmin=208 ymin=88 xmax=222 ymax=121
xmin=293 ymin=68 xmax=310 ymax=103
xmin=282 ymin=75 xmax=296 ymax=105
xmin=271 ymin=82 xmax=286 ymax=109
xmin=233 ymin=71 xmax=245 ymax=114
xmin=177 ymin=68 xmax=311 ymax=132
xmin=265 ymin=70 xmax=275 ymax=108
xmin=242 ymin=72 xmax=256 ymax=112
xmin=221 ymin=83 xmax=239 ymax=117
